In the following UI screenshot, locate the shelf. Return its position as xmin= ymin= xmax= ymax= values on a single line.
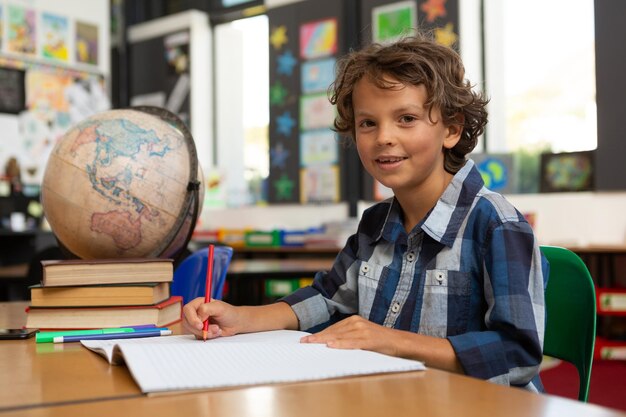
xmin=597 ymin=288 xmax=626 ymax=316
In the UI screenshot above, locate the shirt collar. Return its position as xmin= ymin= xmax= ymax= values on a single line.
xmin=375 ymin=159 xmax=485 ymax=247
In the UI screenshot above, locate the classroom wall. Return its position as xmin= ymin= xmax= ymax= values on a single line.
xmin=196 ymin=0 xmax=626 ymax=248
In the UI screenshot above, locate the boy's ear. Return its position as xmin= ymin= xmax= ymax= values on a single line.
xmin=443 ymin=113 xmax=464 ymax=150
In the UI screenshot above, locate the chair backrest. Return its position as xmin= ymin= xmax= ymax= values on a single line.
xmin=171 ymin=246 xmax=234 ymax=305
xmin=541 ymin=245 xmax=596 ymax=402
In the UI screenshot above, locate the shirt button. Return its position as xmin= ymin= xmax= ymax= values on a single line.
xmin=406 ymin=252 xmax=415 ymax=262
xmin=436 ymin=272 xmax=445 ymax=284
xmin=391 ymin=302 xmax=400 ymax=313
xmin=361 ymin=264 xmax=370 ymax=274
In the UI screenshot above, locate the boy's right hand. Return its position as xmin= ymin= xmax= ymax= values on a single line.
xmin=182 ymin=297 xmax=242 ymax=340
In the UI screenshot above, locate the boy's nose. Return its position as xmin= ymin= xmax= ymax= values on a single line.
xmin=375 ymin=125 xmax=397 ymax=146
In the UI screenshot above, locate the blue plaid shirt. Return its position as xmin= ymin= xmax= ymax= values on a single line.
xmin=283 ymin=160 xmax=549 ymax=391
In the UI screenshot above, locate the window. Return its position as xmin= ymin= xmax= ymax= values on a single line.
xmin=483 ymin=0 xmax=596 ymax=154
xmin=214 ymin=15 xmax=269 ymax=206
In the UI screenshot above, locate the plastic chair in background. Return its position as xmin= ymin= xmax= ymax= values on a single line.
xmin=171 ymin=246 xmax=234 ymax=305
xmin=541 ymin=245 xmax=597 ymax=402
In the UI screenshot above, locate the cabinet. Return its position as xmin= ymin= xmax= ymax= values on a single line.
xmin=569 ymin=246 xmax=626 ymax=360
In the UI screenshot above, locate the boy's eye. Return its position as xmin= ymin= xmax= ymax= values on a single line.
xmin=358 ymin=119 xmax=376 ymax=128
xmin=399 ymin=115 xmax=417 ymax=123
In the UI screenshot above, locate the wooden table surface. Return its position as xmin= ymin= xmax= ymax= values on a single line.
xmin=2 ymin=302 xmax=626 ymax=417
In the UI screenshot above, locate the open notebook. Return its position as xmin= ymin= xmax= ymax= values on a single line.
xmin=81 ymin=330 xmax=425 ymax=393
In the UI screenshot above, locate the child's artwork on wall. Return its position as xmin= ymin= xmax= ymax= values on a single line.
xmin=301 ymin=58 xmax=335 ymax=94
xmin=372 ymin=1 xmax=417 ymax=43
xmin=300 ymin=93 xmax=335 ymax=130
xmin=540 ymin=151 xmax=595 ymax=192
xmin=300 ymin=18 xmax=337 ymax=59
xmin=300 ymin=165 xmax=339 ymax=203
xmin=76 ymin=21 xmax=99 ymax=65
xmin=472 ymin=153 xmax=516 ymax=194
xmin=41 ymin=13 xmax=69 ymax=61
xmin=300 ymin=130 xmax=338 ymax=167
xmin=7 ymin=5 xmax=36 ymax=55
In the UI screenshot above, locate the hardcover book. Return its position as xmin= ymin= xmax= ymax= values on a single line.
xmin=25 ymin=295 xmax=182 ymax=329
xmin=29 ymin=282 xmax=171 ymax=307
xmin=40 ymin=258 xmax=173 ymax=287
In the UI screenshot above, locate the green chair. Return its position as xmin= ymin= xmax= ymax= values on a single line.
xmin=541 ymin=245 xmax=597 ymax=402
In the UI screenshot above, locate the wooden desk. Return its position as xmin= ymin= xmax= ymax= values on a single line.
xmin=1 ymin=302 xmax=625 ymax=417
xmin=226 ymin=258 xmax=334 ymax=305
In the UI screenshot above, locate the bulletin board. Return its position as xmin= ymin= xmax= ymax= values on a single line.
xmin=267 ymin=0 xmax=360 ymax=205
xmin=0 ymin=3 xmax=108 ymax=187
xmin=0 ymin=58 xmax=107 ymax=186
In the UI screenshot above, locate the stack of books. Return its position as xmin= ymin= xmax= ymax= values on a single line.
xmin=25 ymin=258 xmax=182 ymax=329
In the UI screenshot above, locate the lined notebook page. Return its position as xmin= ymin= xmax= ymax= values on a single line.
xmin=118 ymin=342 xmax=425 ymax=393
xmin=82 ymin=330 xmax=312 ymax=364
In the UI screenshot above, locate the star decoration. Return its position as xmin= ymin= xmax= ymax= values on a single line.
xmin=420 ymin=0 xmax=447 ymax=23
xmin=270 ymin=25 xmax=288 ymax=51
xmin=276 ymin=111 xmax=296 ymax=137
xmin=273 ymin=173 xmax=295 ymax=200
xmin=270 ymin=142 xmax=290 ymax=169
xmin=277 ymin=50 xmax=297 ymax=76
xmin=270 ymin=81 xmax=288 ymax=106
xmin=434 ymin=23 xmax=458 ymax=48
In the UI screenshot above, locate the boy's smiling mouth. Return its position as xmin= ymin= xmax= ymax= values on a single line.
xmin=375 ymin=156 xmax=408 ymax=165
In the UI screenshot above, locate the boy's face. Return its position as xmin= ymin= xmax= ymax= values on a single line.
xmin=352 ymin=76 xmax=461 ymax=198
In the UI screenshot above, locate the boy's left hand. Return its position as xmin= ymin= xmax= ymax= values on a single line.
xmin=300 ymin=315 xmax=398 ymax=357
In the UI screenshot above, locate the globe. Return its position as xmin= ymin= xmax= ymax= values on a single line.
xmin=41 ymin=107 xmax=203 ymax=260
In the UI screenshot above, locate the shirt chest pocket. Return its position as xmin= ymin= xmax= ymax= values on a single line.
xmin=420 ymin=269 xmax=471 ymax=337
xmin=357 ymin=261 xmax=385 ymax=316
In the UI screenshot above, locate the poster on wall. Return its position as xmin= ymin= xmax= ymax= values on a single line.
xmin=41 ymin=13 xmax=69 ymax=62
xmin=300 ymin=165 xmax=339 ymax=203
xmin=76 ymin=21 xmax=99 ymax=65
xmin=472 ymin=153 xmax=516 ymax=194
xmin=372 ymin=1 xmax=417 ymax=43
xmin=540 ymin=151 xmax=595 ymax=192
xmin=7 ymin=5 xmax=36 ymax=55
xmin=301 ymin=58 xmax=335 ymax=94
xmin=299 ymin=18 xmax=337 ymax=59
xmin=299 ymin=93 xmax=335 ymax=130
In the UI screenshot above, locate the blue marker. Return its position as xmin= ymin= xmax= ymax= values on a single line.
xmin=52 ymin=329 xmax=172 ymax=343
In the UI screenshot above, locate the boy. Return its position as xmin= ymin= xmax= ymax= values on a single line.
xmin=183 ymin=32 xmax=548 ymax=392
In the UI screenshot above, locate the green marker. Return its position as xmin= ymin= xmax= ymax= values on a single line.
xmin=35 ymin=328 xmax=136 ymax=343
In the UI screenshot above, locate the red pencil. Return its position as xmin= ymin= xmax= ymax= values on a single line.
xmin=202 ymin=244 xmax=215 ymax=341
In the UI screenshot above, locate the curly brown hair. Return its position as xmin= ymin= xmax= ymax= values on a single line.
xmin=329 ymin=32 xmax=489 ymax=174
